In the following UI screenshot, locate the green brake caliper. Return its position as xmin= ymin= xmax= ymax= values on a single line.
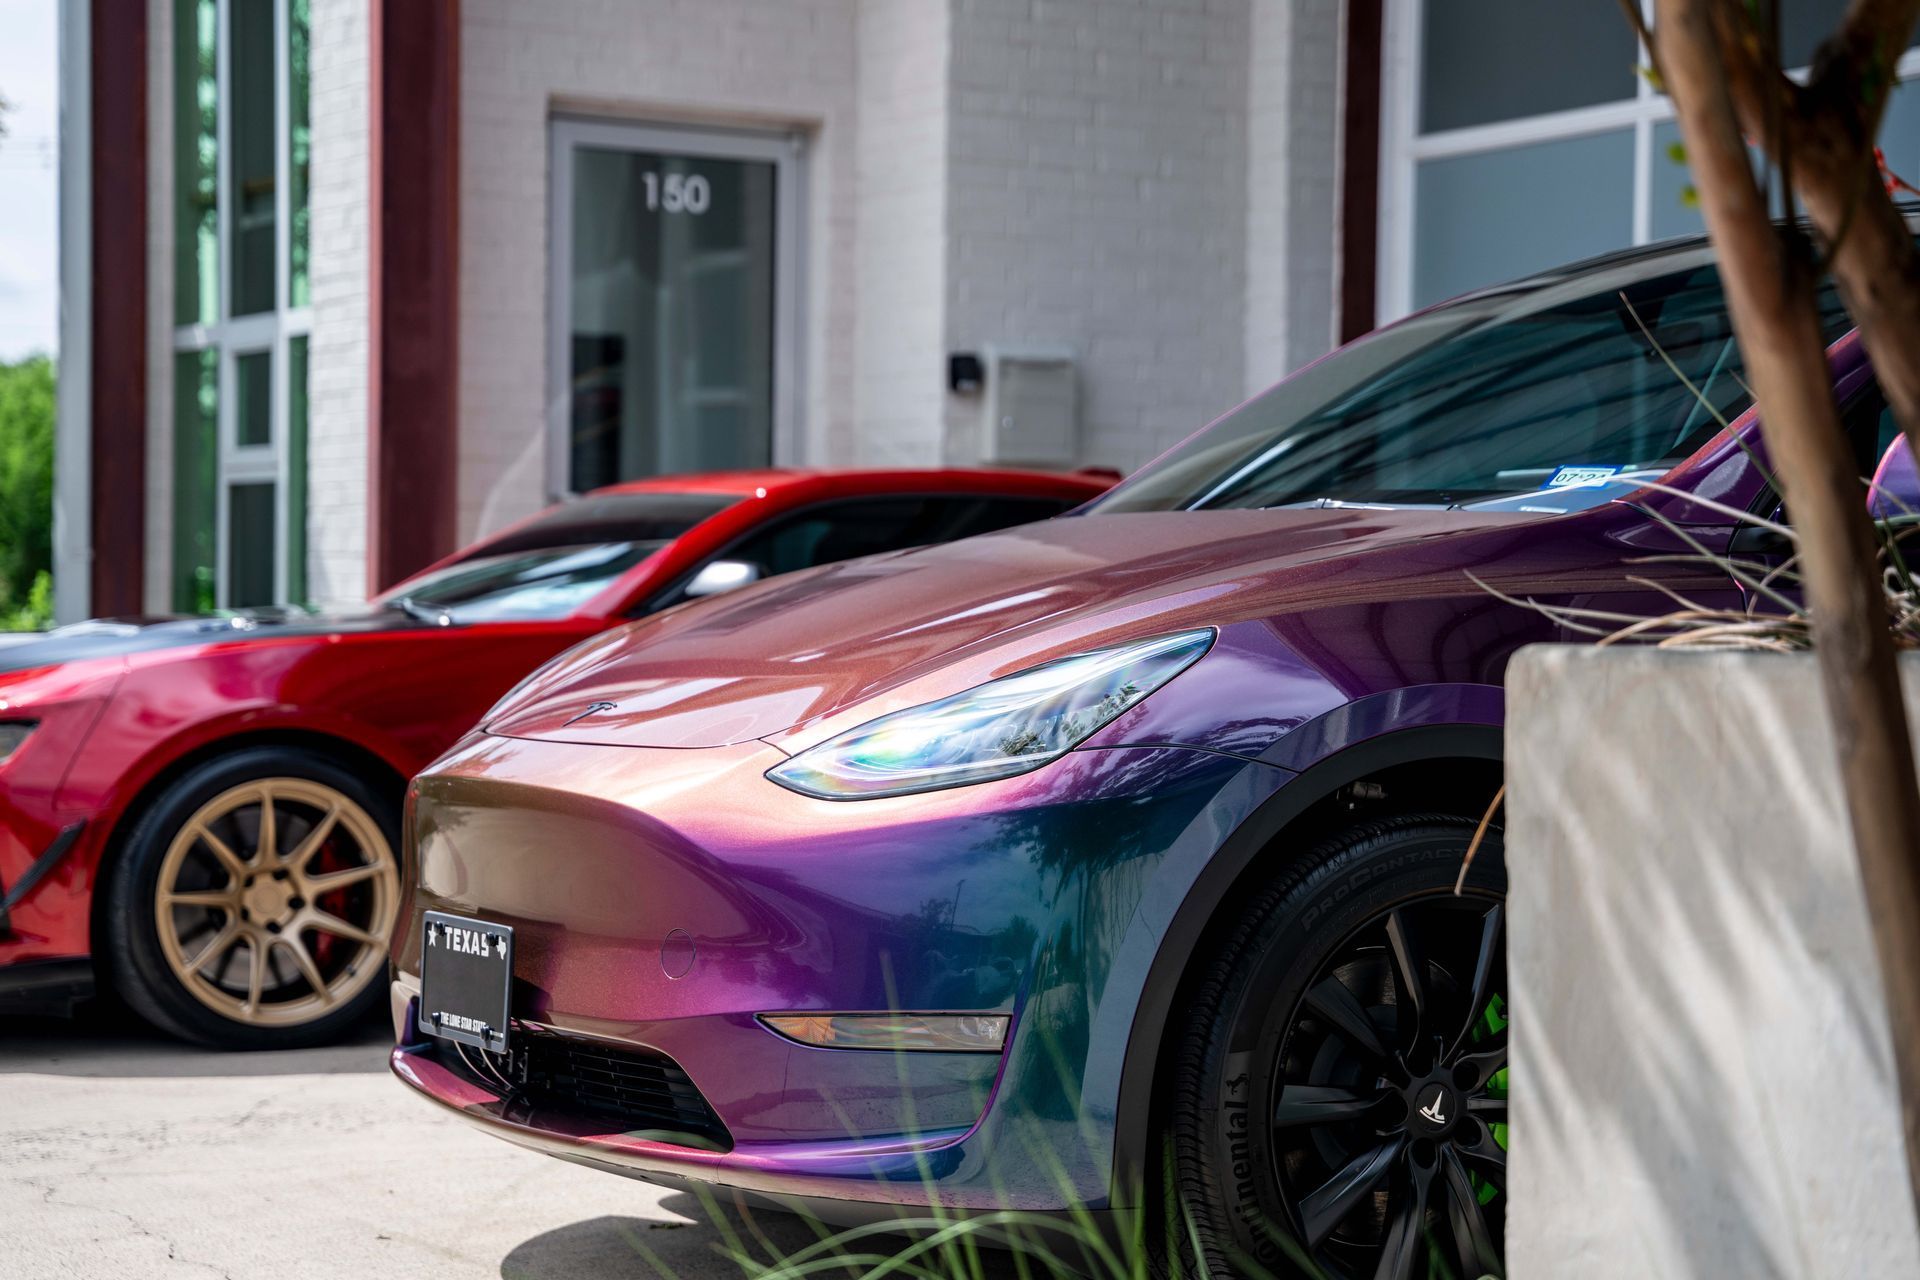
xmin=1470 ymin=993 xmax=1509 ymax=1205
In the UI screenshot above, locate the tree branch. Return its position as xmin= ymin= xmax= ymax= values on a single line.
xmin=1788 ymin=0 xmax=1920 ymax=468
xmin=1702 ymin=0 xmax=1805 ymax=162
xmin=1667 ymin=0 xmax=1920 ymax=469
xmin=1813 ymin=0 xmax=1920 ymax=143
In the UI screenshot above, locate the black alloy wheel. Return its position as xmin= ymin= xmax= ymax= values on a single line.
xmin=1169 ymin=815 xmax=1507 ymax=1279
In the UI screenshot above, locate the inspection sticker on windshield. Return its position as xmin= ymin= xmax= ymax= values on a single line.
xmin=1543 ymin=465 xmax=1623 ymax=489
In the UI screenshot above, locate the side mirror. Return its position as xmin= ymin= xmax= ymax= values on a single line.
xmin=1728 ymin=525 xmax=1794 ymax=558
xmin=1871 ymin=435 xmax=1920 ymax=520
xmin=683 ymin=559 xmax=762 ymax=600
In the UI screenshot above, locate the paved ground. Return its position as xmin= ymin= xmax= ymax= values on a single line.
xmin=0 ymin=1003 xmax=876 ymax=1279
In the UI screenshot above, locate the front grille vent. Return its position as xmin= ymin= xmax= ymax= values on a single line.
xmin=436 ymin=1032 xmax=731 ymax=1151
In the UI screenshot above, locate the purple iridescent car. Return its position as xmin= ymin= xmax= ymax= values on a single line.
xmin=389 ymin=235 xmax=1908 ymax=1278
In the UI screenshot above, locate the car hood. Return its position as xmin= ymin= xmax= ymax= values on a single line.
xmin=487 ymin=506 xmax=1539 ymax=750
xmin=0 ymin=610 xmax=422 ymax=676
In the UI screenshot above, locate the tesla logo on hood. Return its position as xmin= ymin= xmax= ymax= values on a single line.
xmin=563 ymin=700 xmax=618 ymax=727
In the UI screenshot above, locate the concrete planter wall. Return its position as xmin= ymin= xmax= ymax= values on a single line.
xmin=1505 ymin=646 xmax=1920 ymax=1278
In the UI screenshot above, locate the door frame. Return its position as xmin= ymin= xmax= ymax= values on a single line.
xmin=546 ymin=116 xmax=807 ymax=501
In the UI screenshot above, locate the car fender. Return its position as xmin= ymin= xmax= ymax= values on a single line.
xmin=54 ymin=698 xmax=421 ymax=942
xmin=119 ymin=700 xmax=418 ymax=801
xmin=1103 ymin=705 xmax=1504 ymax=1204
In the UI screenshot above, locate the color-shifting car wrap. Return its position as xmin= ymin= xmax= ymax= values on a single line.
xmin=390 ymin=237 xmax=1918 ymax=1275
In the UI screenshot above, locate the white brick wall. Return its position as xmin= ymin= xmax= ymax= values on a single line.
xmin=280 ymin=0 xmax=1348 ymax=583
xmin=308 ymin=0 xmax=372 ymax=610
xmin=1244 ymin=0 xmax=1340 ymax=395
xmin=144 ymin=0 xmax=173 ymax=612
xmin=458 ymin=0 xmax=862 ymax=544
xmin=940 ymin=0 xmax=1253 ymax=472
xmin=852 ymin=0 xmax=949 ymax=465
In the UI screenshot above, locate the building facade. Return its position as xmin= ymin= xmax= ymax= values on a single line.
xmin=57 ymin=0 xmax=1920 ymax=620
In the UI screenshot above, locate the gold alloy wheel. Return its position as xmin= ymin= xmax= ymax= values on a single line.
xmin=153 ymin=778 xmax=398 ymax=1026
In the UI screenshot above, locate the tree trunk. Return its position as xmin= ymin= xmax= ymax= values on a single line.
xmin=1734 ymin=0 xmax=1920 ymax=470
xmin=1657 ymin=0 xmax=1920 ymax=1223
xmin=1801 ymin=162 xmax=1920 ymax=469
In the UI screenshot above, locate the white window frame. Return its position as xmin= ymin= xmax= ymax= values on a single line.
xmin=1376 ymin=0 xmax=1920 ymax=324
xmin=546 ymin=117 xmax=807 ymax=502
xmin=170 ymin=0 xmax=310 ymax=608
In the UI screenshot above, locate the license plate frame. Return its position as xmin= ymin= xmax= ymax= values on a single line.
xmin=419 ymin=911 xmax=514 ymax=1053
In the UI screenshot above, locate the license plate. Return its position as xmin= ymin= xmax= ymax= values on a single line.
xmin=419 ymin=911 xmax=514 ymax=1053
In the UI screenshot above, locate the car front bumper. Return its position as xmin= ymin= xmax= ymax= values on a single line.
xmin=389 ymin=728 xmax=1282 ymax=1210
xmin=0 ymin=666 xmax=119 ymax=975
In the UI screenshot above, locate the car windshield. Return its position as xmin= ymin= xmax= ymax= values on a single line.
xmin=1093 ymin=254 xmax=1849 ymax=513
xmin=377 ymin=490 xmax=740 ymax=622
xmin=393 ymin=541 xmax=670 ymax=622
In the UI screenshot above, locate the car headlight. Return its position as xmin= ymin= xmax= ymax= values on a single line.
xmin=0 ymin=721 xmax=35 ymax=764
xmin=767 ymin=628 xmax=1215 ymax=800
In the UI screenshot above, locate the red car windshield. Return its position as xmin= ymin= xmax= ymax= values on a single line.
xmin=384 ymin=491 xmax=739 ymax=622
xmin=393 ymin=541 xmax=671 ymax=622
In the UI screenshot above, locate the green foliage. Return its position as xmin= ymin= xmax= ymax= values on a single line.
xmin=0 ymin=355 xmax=55 ymax=630
xmin=0 ymin=572 xmax=52 ymax=631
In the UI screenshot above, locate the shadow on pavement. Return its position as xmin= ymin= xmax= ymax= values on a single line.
xmin=497 ymin=1216 xmax=687 ymax=1279
xmin=501 ymin=1193 xmax=1029 ymax=1280
xmin=499 ymin=1200 xmax=826 ymax=1280
xmin=0 ymin=997 xmax=392 ymax=1077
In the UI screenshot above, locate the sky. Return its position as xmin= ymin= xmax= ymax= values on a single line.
xmin=0 ymin=0 xmax=60 ymax=362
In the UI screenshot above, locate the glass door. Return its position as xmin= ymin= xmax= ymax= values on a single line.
xmin=549 ymin=120 xmax=802 ymax=496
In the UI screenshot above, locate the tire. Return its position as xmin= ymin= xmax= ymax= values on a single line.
xmin=103 ymin=746 xmax=402 ymax=1050
xmin=1167 ymin=815 xmax=1507 ymax=1280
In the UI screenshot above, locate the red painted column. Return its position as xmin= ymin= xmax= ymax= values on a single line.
xmin=1339 ymin=0 xmax=1384 ymax=344
xmin=368 ymin=0 xmax=460 ymax=592
xmin=90 ymin=0 xmax=149 ymax=616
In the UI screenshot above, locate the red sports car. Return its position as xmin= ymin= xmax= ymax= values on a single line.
xmin=0 ymin=467 xmax=1109 ymax=1047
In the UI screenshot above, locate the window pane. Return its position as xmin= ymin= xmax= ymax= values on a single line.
xmin=1780 ymin=1 xmax=1833 ymax=68
xmin=237 ymin=350 xmax=272 ymax=445
xmin=172 ymin=350 xmax=219 ymax=613
xmin=230 ymin=0 xmax=277 ymax=316
xmin=1647 ymin=123 xmax=1779 ymax=245
xmin=228 ymin=482 xmax=277 ymax=606
xmin=568 ymin=146 xmax=777 ymax=491
xmin=172 ymin=0 xmax=218 ymax=326
xmin=1413 ymin=130 xmax=1635 ymax=307
xmin=724 ymin=498 xmax=1043 ymax=579
xmin=1774 ymin=1 xmax=1915 ymax=69
xmin=955 ymin=497 xmax=1075 ymax=534
xmin=1878 ymin=81 xmax=1920 ymax=199
xmin=722 ymin=503 xmax=918 ymax=578
xmin=1649 ymin=121 xmax=1703 ymax=244
xmin=289 ymin=0 xmax=311 ymax=308
xmin=287 ymin=336 xmax=308 ymax=604
xmin=1419 ymin=0 xmax=1636 ymax=133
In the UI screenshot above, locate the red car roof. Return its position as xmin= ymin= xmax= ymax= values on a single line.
xmin=589 ymin=467 xmax=1113 ymax=499
xmin=381 ymin=466 xmax=1116 ymax=603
